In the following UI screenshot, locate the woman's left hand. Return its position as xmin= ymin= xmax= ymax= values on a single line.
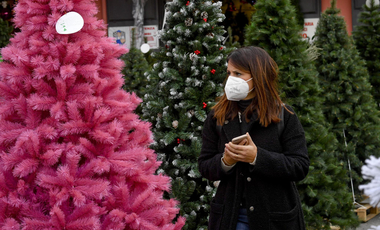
xmin=225 ymin=132 xmax=257 ymax=163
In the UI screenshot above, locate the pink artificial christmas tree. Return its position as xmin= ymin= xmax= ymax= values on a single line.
xmin=0 ymin=0 xmax=185 ymax=229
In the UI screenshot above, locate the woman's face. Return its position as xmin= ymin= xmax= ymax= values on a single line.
xmin=226 ymin=61 xmax=255 ymax=100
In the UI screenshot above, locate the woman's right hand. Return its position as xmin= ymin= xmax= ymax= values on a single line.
xmin=223 ymin=138 xmax=247 ymax=166
xmin=225 ymin=133 xmax=257 ymax=164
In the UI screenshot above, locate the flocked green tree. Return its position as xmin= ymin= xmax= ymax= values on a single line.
xmin=245 ymin=0 xmax=359 ymax=228
xmin=141 ymin=0 xmax=229 ymax=229
xmin=314 ymin=0 xmax=380 ymax=206
xmin=352 ymin=0 xmax=380 ymax=106
xmin=120 ymin=28 xmax=150 ymax=115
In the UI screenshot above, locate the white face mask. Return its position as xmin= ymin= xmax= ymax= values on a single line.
xmin=224 ymin=76 xmax=254 ymax=101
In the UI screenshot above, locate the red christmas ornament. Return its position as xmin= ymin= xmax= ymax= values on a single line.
xmin=165 ymin=44 xmax=169 ymax=49
xmin=177 ymin=138 xmax=185 ymax=144
xmin=194 ymin=50 xmax=201 ymax=55
xmin=203 ymin=18 xmax=207 ymax=22
xmin=186 ymin=1 xmax=190 ymax=5
xmin=210 ymin=69 xmax=216 ymax=74
xmin=219 ymin=47 xmax=223 ymax=50
xmin=203 ymin=102 xmax=207 ymax=109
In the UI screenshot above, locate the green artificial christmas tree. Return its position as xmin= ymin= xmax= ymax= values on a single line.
xmin=314 ymin=0 xmax=380 ymax=207
xmin=0 ymin=17 xmax=13 ymax=48
xmin=353 ymin=0 xmax=380 ymax=106
xmin=120 ymin=28 xmax=151 ymax=115
xmin=245 ymin=0 xmax=359 ymax=228
xmin=141 ymin=0 xmax=229 ymax=229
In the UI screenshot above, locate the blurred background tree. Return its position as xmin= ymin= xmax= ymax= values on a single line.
xmin=353 ymin=0 xmax=380 ymax=107
xmin=120 ymin=28 xmax=151 ymax=115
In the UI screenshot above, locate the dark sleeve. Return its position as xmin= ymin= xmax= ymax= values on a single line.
xmin=251 ymin=105 xmax=310 ymax=181
xmin=198 ymin=111 xmax=234 ymax=181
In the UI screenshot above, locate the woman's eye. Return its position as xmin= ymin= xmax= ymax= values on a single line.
xmin=236 ymin=72 xmax=241 ymax=76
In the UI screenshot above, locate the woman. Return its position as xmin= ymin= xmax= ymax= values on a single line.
xmin=198 ymin=46 xmax=309 ymax=230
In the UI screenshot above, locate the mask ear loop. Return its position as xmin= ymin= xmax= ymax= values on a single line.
xmin=246 ymin=78 xmax=255 ymax=93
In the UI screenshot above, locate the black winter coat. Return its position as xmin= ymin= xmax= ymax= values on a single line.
xmin=198 ymin=104 xmax=309 ymax=230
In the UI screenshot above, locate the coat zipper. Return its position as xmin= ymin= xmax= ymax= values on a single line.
xmin=238 ymin=112 xmax=242 ymax=123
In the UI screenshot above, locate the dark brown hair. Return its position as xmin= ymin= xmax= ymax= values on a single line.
xmin=213 ymin=46 xmax=288 ymax=127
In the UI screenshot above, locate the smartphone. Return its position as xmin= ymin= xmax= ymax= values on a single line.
xmin=231 ymin=134 xmax=247 ymax=144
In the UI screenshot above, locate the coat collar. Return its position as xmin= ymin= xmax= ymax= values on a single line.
xmin=222 ymin=111 xmax=258 ymax=141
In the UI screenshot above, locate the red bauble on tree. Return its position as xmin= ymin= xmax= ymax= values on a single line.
xmin=176 ymin=138 xmax=185 ymax=144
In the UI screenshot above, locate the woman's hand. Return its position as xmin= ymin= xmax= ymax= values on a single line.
xmin=224 ymin=132 xmax=257 ymax=164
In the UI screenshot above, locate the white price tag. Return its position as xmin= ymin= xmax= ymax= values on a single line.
xmin=55 ymin=12 xmax=84 ymax=34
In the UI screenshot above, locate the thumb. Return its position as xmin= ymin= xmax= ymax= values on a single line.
xmin=246 ymin=132 xmax=254 ymax=145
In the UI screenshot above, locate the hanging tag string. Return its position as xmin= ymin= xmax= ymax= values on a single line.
xmin=343 ymin=129 xmax=363 ymax=207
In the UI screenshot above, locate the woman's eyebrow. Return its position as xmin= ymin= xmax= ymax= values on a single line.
xmin=227 ymin=70 xmax=241 ymax=75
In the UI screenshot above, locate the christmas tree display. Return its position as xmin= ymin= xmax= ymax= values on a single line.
xmin=314 ymin=0 xmax=380 ymax=205
xmin=0 ymin=0 xmax=185 ymax=229
xmin=244 ymin=0 xmax=359 ymax=228
xmin=141 ymin=0 xmax=228 ymax=228
xmin=352 ymin=0 xmax=380 ymax=106
xmin=120 ymin=28 xmax=150 ymax=115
